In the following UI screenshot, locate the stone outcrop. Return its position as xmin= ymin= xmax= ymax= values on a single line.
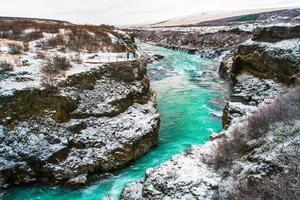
xmin=253 ymin=25 xmax=300 ymax=42
xmin=0 ymin=61 xmax=160 ymax=188
xmin=231 ymin=43 xmax=300 ymax=84
xmin=222 ymin=74 xmax=287 ymax=128
xmin=219 ymin=25 xmax=300 ymax=127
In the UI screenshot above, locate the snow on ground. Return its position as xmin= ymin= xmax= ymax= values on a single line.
xmin=0 ymin=29 xmax=139 ymax=96
xmin=134 ymin=21 xmax=299 ymax=36
xmin=244 ymin=38 xmax=300 ymax=53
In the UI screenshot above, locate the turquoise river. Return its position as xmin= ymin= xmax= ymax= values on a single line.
xmin=3 ymin=42 xmax=229 ymax=200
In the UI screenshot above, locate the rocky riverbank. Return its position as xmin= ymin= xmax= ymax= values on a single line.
xmin=0 ymin=60 xmax=160 ymax=189
xmin=122 ymin=23 xmax=300 ymax=199
xmin=0 ymin=20 xmax=160 ymax=189
xmin=129 ymin=8 xmax=300 ymax=60
xmin=132 ymin=28 xmax=251 ymax=59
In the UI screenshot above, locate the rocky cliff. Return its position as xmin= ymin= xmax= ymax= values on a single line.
xmin=122 ymin=24 xmax=300 ymax=199
xmin=0 ymin=21 xmax=160 ymax=189
xmin=0 ymin=60 xmax=160 ymax=189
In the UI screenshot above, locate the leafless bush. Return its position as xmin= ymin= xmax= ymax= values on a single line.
xmin=227 ymin=170 xmax=300 ymax=200
xmin=66 ymin=29 xmax=97 ymax=52
xmin=247 ymin=106 xmax=270 ymax=139
xmin=207 ymin=88 xmax=300 ymax=171
xmin=206 ymin=128 xmax=249 ymax=170
xmin=184 ymin=145 xmax=193 ymax=155
xmin=0 ymin=61 xmax=13 ymax=73
xmin=42 ymin=55 xmax=71 ymax=74
xmin=23 ymin=42 xmax=29 ymax=52
xmin=8 ymin=43 xmax=23 ymax=54
xmin=23 ymin=31 xmax=44 ymax=42
xmin=212 ymin=138 xmax=234 ymax=170
xmin=71 ymin=53 xmax=83 ymax=64
xmin=246 ymin=96 xmax=296 ymax=140
xmin=0 ymin=20 xmax=129 ymax=53
xmin=41 ymin=55 xmax=71 ymax=86
xmin=0 ymin=31 xmax=13 ymax=39
xmin=44 ymin=34 xmax=65 ymax=49
xmin=35 ymin=51 xmax=47 ymax=59
xmin=41 ymin=73 xmax=56 ymax=87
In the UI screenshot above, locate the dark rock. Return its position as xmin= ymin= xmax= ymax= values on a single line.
xmin=253 ymin=25 xmax=300 ymax=43
xmin=66 ymin=174 xmax=87 ymax=188
xmin=153 ymin=54 xmax=164 ymax=60
xmin=231 ymin=43 xmax=300 ymax=84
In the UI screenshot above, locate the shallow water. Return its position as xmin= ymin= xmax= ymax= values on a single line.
xmin=3 ymin=43 xmax=228 ymax=200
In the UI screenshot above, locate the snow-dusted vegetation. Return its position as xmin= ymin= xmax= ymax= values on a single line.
xmin=0 ymin=21 xmax=137 ymax=96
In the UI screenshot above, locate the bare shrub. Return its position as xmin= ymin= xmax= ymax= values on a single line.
xmin=35 ymin=51 xmax=46 ymax=59
xmin=44 ymin=34 xmax=65 ymax=48
xmin=66 ymin=29 xmax=96 ymax=52
xmin=41 ymin=73 xmax=56 ymax=87
xmin=71 ymin=54 xmax=83 ymax=64
xmin=42 ymin=55 xmax=71 ymax=74
xmin=246 ymin=96 xmax=296 ymax=140
xmin=206 ymin=128 xmax=249 ymax=170
xmin=0 ymin=20 xmax=129 ymax=53
xmin=230 ymin=128 xmax=249 ymax=154
xmin=212 ymin=139 xmax=234 ymax=170
xmin=23 ymin=42 xmax=29 ymax=52
xmin=207 ymin=88 xmax=300 ymax=171
xmin=227 ymin=171 xmax=300 ymax=200
xmin=0 ymin=31 xmax=13 ymax=39
xmin=0 ymin=61 xmax=13 ymax=73
xmin=8 ymin=43 xmax=23 ymax=54
xmin=247 ymin=106 xmax=270 ymax=139
xmin=23 ymin=31 xmax=44 ymax=42
xmin=41 ymin=55 xmax=71 ymax=86
xmin=184 ymin=145 xmax=193 ymax=155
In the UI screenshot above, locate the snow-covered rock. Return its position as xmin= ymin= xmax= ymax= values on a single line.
xmin=0 ymin=60 xmax=160 ymax=189
xmin=122 ymin=95 xmax=300 ymax=199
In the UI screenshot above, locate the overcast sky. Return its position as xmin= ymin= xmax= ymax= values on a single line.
xmin=1 ymin=0 xmax=299 ymax=25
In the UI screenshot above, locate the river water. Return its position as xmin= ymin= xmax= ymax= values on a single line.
xmin=3 ymin=42 xmax=228 ymax=200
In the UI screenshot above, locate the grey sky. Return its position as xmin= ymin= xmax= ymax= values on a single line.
xmin=0 ymin=0 xmax=299 ymax=25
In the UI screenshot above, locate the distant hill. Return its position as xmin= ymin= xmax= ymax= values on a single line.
xmin=138 ymin=7 xmax=300 ymax=27
xmin=0 ymin=16 xmax=72 ymax=25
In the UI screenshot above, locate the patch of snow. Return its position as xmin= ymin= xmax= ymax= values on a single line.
xmin=107 ymin=32 xmax=119 ymax=44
